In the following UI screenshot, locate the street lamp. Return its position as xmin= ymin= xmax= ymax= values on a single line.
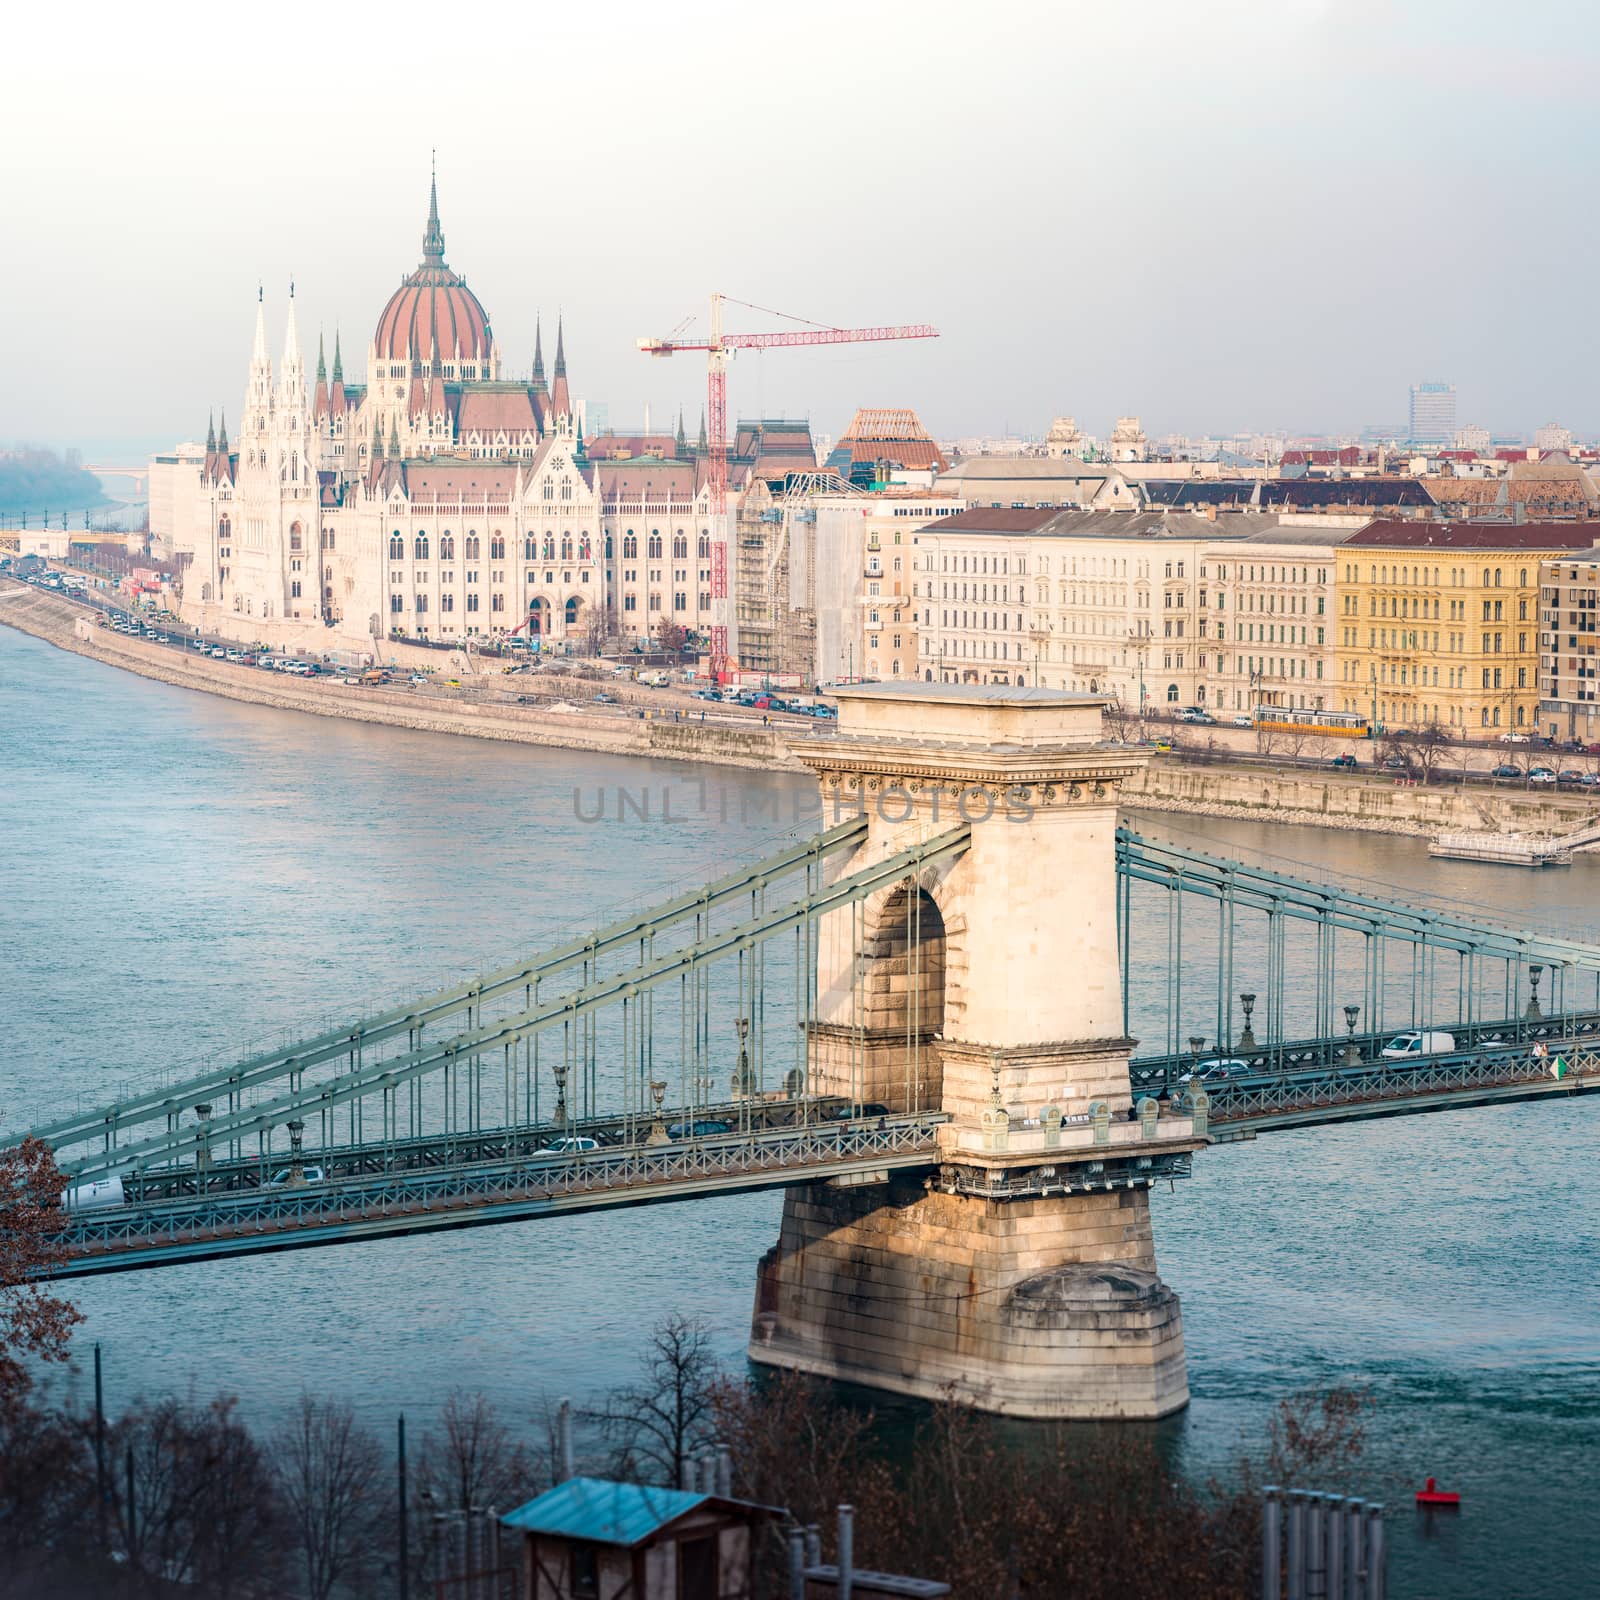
xmin=1238 ymin=992 xmax=1258 ymax=1052
xmin=286 ymin=1118 xmax=306 ymax=1186
xmin=1342 ymin=1004 xmax=1362 ymax=1067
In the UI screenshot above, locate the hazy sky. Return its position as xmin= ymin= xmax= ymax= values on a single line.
xmin=4 ymin=0 xmax=1597 ymax=459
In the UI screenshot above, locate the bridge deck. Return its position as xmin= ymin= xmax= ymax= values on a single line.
xmin=52 ymin=1114 xmax=945 ymax=1278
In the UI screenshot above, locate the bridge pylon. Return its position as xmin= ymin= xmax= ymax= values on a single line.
xmin=749 ymin=685 xmax=1206 ymax=1418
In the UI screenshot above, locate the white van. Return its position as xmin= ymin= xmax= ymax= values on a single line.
xmin=63 ymin=1176 xmax=127 ymax=1212
xmin=1380 ymin=1030 xmax=1455 ymax=1061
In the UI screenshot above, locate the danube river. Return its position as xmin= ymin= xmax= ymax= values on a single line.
xmin=3 ymin=626 xmax=1596 ymax=1598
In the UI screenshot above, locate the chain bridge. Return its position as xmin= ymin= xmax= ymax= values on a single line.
xmin=19 ymin=686 xmax=1599 ymax=1420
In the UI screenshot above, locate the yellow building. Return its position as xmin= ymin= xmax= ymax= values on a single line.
xmin=1334 ymin=520 xmax=1600 ymax=734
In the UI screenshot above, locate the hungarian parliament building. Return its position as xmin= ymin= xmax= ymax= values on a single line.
xmin=165 ymin=177 xmax=816 ymax=656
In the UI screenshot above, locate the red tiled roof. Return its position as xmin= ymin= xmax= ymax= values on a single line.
xmin=594 ymin=460 xmax=697 ymax=500
xmin=458 ymin=390 xmax=540 ymax=435
xmin=403 ymin=465 xmax=520 ymax=498
xmin=1346 ymin=520 xmax=1600 ymax=550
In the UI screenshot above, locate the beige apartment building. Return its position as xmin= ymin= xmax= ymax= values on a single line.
xmin=1203 ymin=522 xmax=1365 ymax=716
xmin=913 ymin=508 xmax=1279 ymax=711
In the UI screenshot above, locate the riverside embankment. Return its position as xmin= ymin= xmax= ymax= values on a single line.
xmin=7 ymin=581 xmax=1599 ymax=839
xmin=0 ymin=583 xmax=805 ymax=773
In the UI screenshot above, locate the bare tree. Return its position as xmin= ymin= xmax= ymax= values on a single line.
xmin=595 ymin=1313 xmax=717 ymax=1486
xmin=416 ymin=1389 xmax=534 ymax=1514
xmin=114 ymin=1394 xmax=281 ymax=1596
xmin=271 ymin=1394 xmax=386 ymax=1600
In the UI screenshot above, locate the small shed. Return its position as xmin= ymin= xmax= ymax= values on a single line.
xmin=500 ymin=1477 xmax=780 ymax=1600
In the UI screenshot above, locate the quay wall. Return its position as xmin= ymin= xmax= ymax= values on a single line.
xmin=8 ymin=582 xmax=1600 ymax=838
xmin=0 ymin=585 xmax=805 ymax=773
xmin=1122 ymin=760 xmax=1600 ymax=839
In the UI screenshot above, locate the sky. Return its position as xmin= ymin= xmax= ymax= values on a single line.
xmin=3 ymin=0 xmax=1598 ymax=460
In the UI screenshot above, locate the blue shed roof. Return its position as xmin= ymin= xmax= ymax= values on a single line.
xmin=500 ymin=1479 xmax=712 ymax=1548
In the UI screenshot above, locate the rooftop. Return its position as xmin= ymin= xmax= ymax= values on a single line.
xmin=500 ymin=1478 xmax=775 ymax=1548
xmin=1346 ymin=520 xmax=1600 ymax=551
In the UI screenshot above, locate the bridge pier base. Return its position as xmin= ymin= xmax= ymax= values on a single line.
xmin=749 ymin=1174 xmax=1188 ymax=1419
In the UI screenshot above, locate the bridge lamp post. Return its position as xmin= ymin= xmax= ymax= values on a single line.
xmin=1342 ymin=1005 xmax=1362 ymax=1067
xmin=286 ymin=1117 xmax=306 ymax=1186
xmin=1186 ymin=1037 xmax=1205 ymax=1097
xmin=1238 ymin=992 xmax=1258 ymax=1052
xmin=646 ymin=1079 xmax=670 ymax=1146
xmin=551 ymin=1060 xmax=570 ymax=1128
xmin=193 ymin=1103 xmax=212 ymax=1187
xmin=1526 ymin=964 xmax=1544 ymax=1023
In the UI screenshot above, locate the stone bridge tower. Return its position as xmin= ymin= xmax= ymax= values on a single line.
xmin=750 ymin=684 xmax=1206 ymax=1418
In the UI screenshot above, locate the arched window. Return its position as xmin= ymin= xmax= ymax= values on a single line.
xmin=465 ymin=534 xmax=481 ymax=561
xmin=289 ymin=523 xmax=303 ymax=552
xmin=490 ymin=534 xmax=506 ymax=560
xmin=673 ymin=533 xmax=688 ymax=559
xmin=1166 ymin=683 xmax=1179 ymax=703
xmin=623 ymin=532 xmax=637 ymax=559
xmin=542 ymin=534 xmax=556 ymax=561
xmin=560 ymin=535 xmax=573 ymax=561
xmin=697 ymin=532 xmax=710 ymax=559
xmin=604 ymin=534 xmax=614 ymax=560
xmin=648 ymin=531 xmax=663 ymax=559
xmin=579 ymin=534 xmax=592 ymax=561
xmin=440 ymin=533 xmax=455 ymax=561
xmin=390 ymin=535 xmax=404 ymax=561
xmin=524 ymin=537 xmax=535 ymax=561
xmin=565 ymin=596 xmax=581 ymax=625
xmin=415 ymin=534 xmax=429 ymax=561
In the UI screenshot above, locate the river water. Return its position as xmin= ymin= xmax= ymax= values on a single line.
xmin=2 ymin=625 xmax=1596 ymax=1599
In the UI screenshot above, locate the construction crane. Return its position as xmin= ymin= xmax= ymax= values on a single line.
xmin=639 ymin=294 xmax=938 ymax=679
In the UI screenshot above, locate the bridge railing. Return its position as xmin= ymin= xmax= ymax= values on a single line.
xmin=1186 ymin=1040 xmax=1597 ymax=1124
xmin=53 ymin=1114 xmax=946 ymax=1262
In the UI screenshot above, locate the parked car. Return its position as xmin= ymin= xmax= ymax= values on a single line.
xmin=1231 ymin=714 xmax=1254 ymax=728
xmin=1153 ymin=739 xmax=1176 ymax=754
xmin=1177 ymin=708 xmax=1215 ymax=724
xmin=266 ymin=1165 xmax=327 ymax=1186
xmin=594 ymin=691 xmax=616 ymax=703
xmin=1329 ymin=753 xmax=1359 ymax=769
xmin=535 ymin=1136 xmax=600 ymax=1156
xmin=1498 ymin=732 xmax=1531 ymax=744
xmin=666 ymin=1119 xmax=732 ymax=1139
xmin=817 ymin=1102 xmax=892 ymax=1122
xmin=1527 ymin=767 xmax=1558 ymax=785
xmin=1490 ymin=764 xmax=1524 ymax=779
xmin=1380 ymin=1031 xmax=1455 ymax=1061
xmin=1178 ymin=1058 xmax=1251 ymax=1083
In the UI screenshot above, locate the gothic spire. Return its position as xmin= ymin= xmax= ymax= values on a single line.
xmin=332 ymin=331 xmax=344 ymax=386
xmin=421 ymin=152 xmax=445 ymax=267
xmin=532 ymin=318 xmax=546 ymax=389
xmin=206 ymin=411 xmax=216 ymax=452
xmin=251 ymin=286 xmax=269 ymax=367
xmin=554 ymin=315 xmax=566 ymax=379
xmin=316 ymin=333 xmax=326 ymax=383
xmin=675 ymin=407 xmax=687 ymax=455
xmin=389 ymin=417 xmax=401 ymax=459
xmin=218 ymin=409 xmax=229 ymax=453
xmin=697 ymin=408 xmax=707 ymax=453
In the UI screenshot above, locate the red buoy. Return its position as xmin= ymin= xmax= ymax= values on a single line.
xmin=1416 ymin=1477 xmax=1461 ymax=1508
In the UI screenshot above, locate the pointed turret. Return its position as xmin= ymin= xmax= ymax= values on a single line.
xmin=697 ymin=409 xmax=707 ymax=454
xmin=218 ymin=409 xmax=229 ymax=454
xmin=389 ymin=417 xmax=401 ymax=459
xmin=421 ymin=154 xmax=446 ymax=268
xmin=531 ymin=318 xmax=547 ymax=393
xmin=330 ymin=331 xmax=347 ymax=414
xmin=251 ymin=285 xmax=269 ymax=366
xmin=550 ymin=316 xmax=571 ymax=418
xmin=675 ymin=407 xmax=687 ymax=457
xmin=314 ymin=333 xmax=329 ymax=418
xmin=206 ymin=411 xmax=217 ymax=453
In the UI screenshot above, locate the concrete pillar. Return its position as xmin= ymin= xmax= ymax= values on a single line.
xmin=750 ymin=684 xmax=1206 ymax=1419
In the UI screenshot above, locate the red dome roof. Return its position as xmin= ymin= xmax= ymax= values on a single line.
xmin=373 ymin=178 xmax=492 ymax=363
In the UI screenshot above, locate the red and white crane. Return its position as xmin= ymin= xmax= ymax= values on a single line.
xmin=639 ymin=293 xmax=938 ymax=677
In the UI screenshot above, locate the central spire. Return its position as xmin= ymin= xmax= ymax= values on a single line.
xmin=422 ymin=152 xmax=445 ymax=267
